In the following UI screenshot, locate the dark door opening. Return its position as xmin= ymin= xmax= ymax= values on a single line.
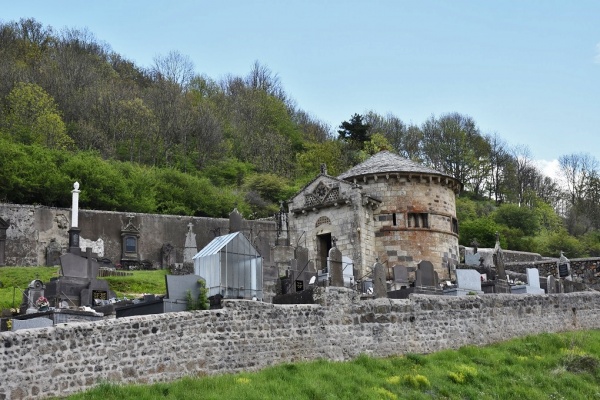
xmin=317 ymin=233 xmax=332 ymax=272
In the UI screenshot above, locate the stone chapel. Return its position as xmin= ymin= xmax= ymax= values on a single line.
xmin=286 ymin=151 xmax=463 ymax=280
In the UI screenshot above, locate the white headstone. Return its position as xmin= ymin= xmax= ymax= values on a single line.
xmin=456 ymin=269 xmax=482 ymax=291
xmin=526 ymin=268 xmax=541 ymax=289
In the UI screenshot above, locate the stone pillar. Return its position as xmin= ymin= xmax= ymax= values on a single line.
xmin=329 ymin=246 xmax=344 ymax=287
xmin=0 ymin=217 xmax=8 ymax=266
xmin=68 ymin=182 xmax=81 ymax=251
xmin=373 ymin=261 xmax=387 ymax=298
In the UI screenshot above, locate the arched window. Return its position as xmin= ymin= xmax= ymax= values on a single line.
xmin=315 ymin=216 xmax=331 ymax=228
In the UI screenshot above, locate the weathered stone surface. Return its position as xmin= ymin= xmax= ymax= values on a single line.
xmin=0 ymin=204 xmax=276 ymax=270
xmin=2 ymin=289 xmax=600 ymax=399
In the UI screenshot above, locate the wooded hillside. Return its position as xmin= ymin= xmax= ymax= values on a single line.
xmin=1 ymin=18 xmax=599 ymax=257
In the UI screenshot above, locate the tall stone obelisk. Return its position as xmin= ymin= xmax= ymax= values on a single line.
xmin=68 ymin=182 xmax=81 ymax=252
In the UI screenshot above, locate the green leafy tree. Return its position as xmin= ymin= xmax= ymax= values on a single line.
xmin=338 ymin=113 xmax=370 ymax=144
xmin=493 ymin=203 xmax=540 ymax=237
xmin=4 ymin=82 xmax=74 ymax=149
xmin=459 ymin=217 xmax=504 ymax=248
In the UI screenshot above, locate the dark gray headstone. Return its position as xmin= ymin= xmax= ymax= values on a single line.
xmin=547 ymin=275 xmax=557 ymax=294
xmin=328 ymin=247 xmax=343 ymax=287
xmin=392 ymin=265 xmax=409 ymax=285
xmin=415 ymin=260 xmax=436 ymax=287
xmin=255 ymin=236 xmax=272 ymax=262
xmin=295 ymin=246 xmax=310 ymax=272
xmin=373 ymin=262 xmax=387 ymax=298
xmin=46 ymin=239 xmax=63 ymax=266
xmin=161 ymin=243 xmax=176 ymax=268
xmin=229 ymin=208 xmax=243 ymax=233
xmin=60 ymin=252 xmax=98 ymax=279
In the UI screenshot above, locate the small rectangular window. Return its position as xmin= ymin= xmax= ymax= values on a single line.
xmin=392 ymin=213 xmax=397 ymax=226
xmin=407 ymin=213 xmax=429 ymax=229
xmin=125 ymin=236 xmax=137 ymax=253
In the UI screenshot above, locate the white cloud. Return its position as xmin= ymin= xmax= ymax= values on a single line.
xmin=534 ymin=159 xmax=560 ymax=181
xmin=595 ymin=42 xmax=600 ymax=64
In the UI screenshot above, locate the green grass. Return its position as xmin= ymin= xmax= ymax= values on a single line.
xmin=64 ymin=330 xmax=600 ymax=400
xmin=0 ymin=267 xmax=167 ymax=310
xmin=99 ymin=269 xmax=168 ymax=298
xmin=0 ymin=266 xmax=60 ymax=310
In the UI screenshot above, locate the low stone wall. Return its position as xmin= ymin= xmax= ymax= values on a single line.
xmin=2 ymin=288 xmax=600 ymax=399
xmin=506 ymin=258 xmax=600 ymax=284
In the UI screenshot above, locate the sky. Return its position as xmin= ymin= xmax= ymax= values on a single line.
xmin=3 ymin=1 xmax=599 ymax=177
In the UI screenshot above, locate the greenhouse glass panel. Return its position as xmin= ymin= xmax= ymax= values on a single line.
xmin=192 ymin=232 xmax=263 ymax=300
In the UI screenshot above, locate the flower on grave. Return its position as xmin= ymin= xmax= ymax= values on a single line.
xmin=36 ymin=296 xmax=49 ymax=308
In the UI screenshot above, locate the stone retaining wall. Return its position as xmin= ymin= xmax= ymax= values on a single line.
xmin=2 ymin=288 xmax=600 ymax=399
xmin=506 ymin=258 xmax=600 ymax=284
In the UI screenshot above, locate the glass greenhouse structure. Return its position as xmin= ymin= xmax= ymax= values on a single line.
xmin=193 ymin=232 xmax=263 ymax=300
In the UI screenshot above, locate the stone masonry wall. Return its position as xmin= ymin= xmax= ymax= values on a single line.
xmin=0 ymin=204 xmax=277 ymax=268
xmin=369 ymin=178 xmax=459 ymax=279
xmin=2 ymin=288 xmax=600 ymax=400
xmin=506 ymin=258 xmax=600 ymax=285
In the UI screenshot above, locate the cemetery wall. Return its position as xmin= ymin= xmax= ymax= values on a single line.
xmin=2 ymin=288 xmax=600 ymax=400
xmin=0 ymin=203 xmax=277 ymax=268
xmin=506 ymin=258 xmax=600 ymax=285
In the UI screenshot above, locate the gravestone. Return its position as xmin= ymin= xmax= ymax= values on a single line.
xmin=415 ymin=260 xmax=441 ymax=294
xmin=493 ymin=233 xmax=507 ymax=280
xmin=392 ymin=265 xmax=409 ymax=288
xmin=511 ymin=268 xmax=545 ymax=294
xmin=296 ymin=246 xmax=311 ymax=272
xmin=45 ymin=248 xmax=115 ymax=308
xmin=372 ymin=261 xmax=387 ymax=298
xmin=255 ymin=236 xmax=272 ymax=263
xmin=547 ymin=275 xmax=557 ymax=294
xmin=415 ymin=261 xmax=436 ymax=287
xmin=328 ymin=246 xmax=344 ymax=287
xmin=183 ymin=223 xmax=197 ymax=264
xmin=46 ymin=239 xmax=63 ymax=266
xmin=22 ymin=280 xmax=45 ymax=313
xmin=229 ymin=208 xmax=243 ymax=233
xmin=12 ymin=317 xmax=53 ymax=331
xmin=557 ymin=251 xmax=571 ymax=279
xmin=342 ymin=255 xmax=355 ymax=287
xmin=163 ymin=274 xmax=205 ymax=313
xmin=161 ymin=243 xmax=176 ymax=269
xmin=444 ymin=269 xmax=483 ymax=296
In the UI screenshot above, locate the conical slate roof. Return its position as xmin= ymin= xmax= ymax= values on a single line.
xmin=337 ymin=151 xmax=454 ymax=181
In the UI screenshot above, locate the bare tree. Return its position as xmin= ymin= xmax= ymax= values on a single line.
xmin=558 ymin=153 xmax=599 ymax=206
xmin=152 ymin=50 xmax=195 ymax=91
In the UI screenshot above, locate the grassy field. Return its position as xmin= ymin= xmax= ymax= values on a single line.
xmin=0 ymin=266 xmax=60 ymax=310
xmin=0 ymin=267 xmax=167 ymax=311
xmin=63 ymin=330 xmax=600 ymax=400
